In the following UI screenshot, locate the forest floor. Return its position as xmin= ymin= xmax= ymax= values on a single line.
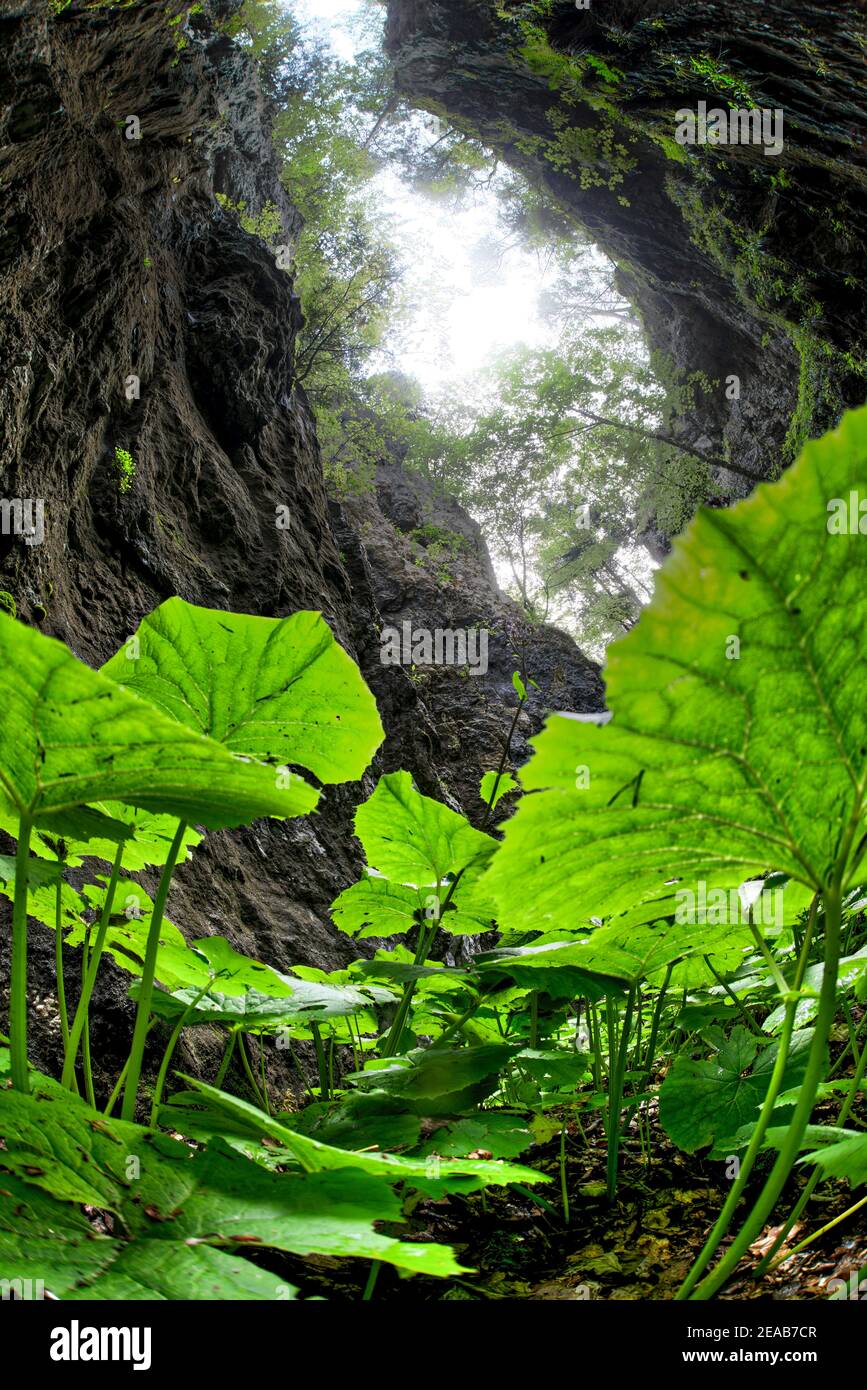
xmin=264 ymin=1113 xmax=867 ymax=1302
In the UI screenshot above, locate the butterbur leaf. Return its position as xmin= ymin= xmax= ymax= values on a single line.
xmin=178 ymin=1076 xmax=548 ymax=1189
xmin=66 ymin=879 xmax=211 ymax=991
xmin=474 ymin=942 xmax=623 ymax=1000
xmin=72 ymin=804 xmax=203 ymax=870
xmin=480 ymin=770 xmax=518 ymax=811
xmin=761 ymin=946 xmax=867 ymax=1033
xmin=348 ymin=1045 xmax=516 ymax=1106
xmin=283 ymin=1096 xmax=422 ymax=1154
xmin=0 ymin=855 xmax=87 ymax=936
xmin=0 ymin=613 xmax=315 ymax=830
xmin=0 ymin=1070 xmax=465 ymax=1290
xmin=333 ymin=866 xmax=496 ymax=939
xmin=142 ymin=975 xmax=392 ymax=1027
xmin=658 ymin=1027 xmax=816 ymax=1156
xmin=0 ymin=795 xmax=134 ymax=860
xmin=420 ymin=1114 xmax=533 ymax=1160
xmin=331 ymin=875 xmax=424 ymax=938
xmin=485 ymin=406 xmax=867 ymax=930
xmin=479 ymin=917 xmax=751 ymax=993
xmin=515 ymin=1049 xmax=590 ymax=1090
xmin=0 ymin=795 xmax=202 ymax=870
xmin=355 ymin=771 xmax=496 ymax=886
xmin=0 ymin=1174 xmax=296 ymax=1301
xmin=189 ymin=937 xmax=294 ymax=997
xmin=800 ymin=1133 xmax=867 ymax=1186
xmin=102 ymin=599 xmax=384 ymax=784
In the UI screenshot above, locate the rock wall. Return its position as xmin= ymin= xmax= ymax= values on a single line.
xmin=384 ymin=0 xmax=867 ymax=505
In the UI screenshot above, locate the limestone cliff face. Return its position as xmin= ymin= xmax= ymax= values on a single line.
xmin=385 ymin=0 xmax=867 ymax=503
xmin=0 ymin=0 xmax=602 ymax=1086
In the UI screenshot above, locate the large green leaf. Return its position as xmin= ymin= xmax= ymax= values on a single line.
xmin=0 ymin=855 xmax=87 ymax=935
xmin=347 ymin=1044 xmax=517 ymax=1115
xmin=102 ymin=599 xmax=384 ymax=784
xmin=476 ymin=917 xmax=751 ymax=996
xmin=0 ymin=1174 xmax=296 ymax=1301
xmin=0 ymin=800 xmax=203 ymax=871
xmin=66 ymin=804 xmax=203 ymax=870
xmin=282 ymin=1095 xmax=423 ymax=1154
xmin=474 ymin=942 xmax=621 ymax=1000
xmin=64 ymin=879 xmax=211 ymax=991
xmin=0 ymin=794 xmax=134 ymax=862
xmin=354 ymin=771 xmax=496 ymax=885
xmin=658 ymin=1026 xmax=815 ymax=1156
xmin=331 ymin=875 xmax=424 ymax=938
xmin=332 ymin=872 xmax=494 ymax=939
xmin=177 ymin=1076 xmax=547 ymax=1190
xmin=0 ymin=1071 xmax=467 ymax=1289
xmin=485 ymin=407 xmax=867 ymax=930
xmin=143 ymin=974 xmax=392 ymax=1028
xmin=0 ymin=613 xmax=314 ymax=830
xmin=419 ymin=1114 xmax=533 ymax=1160
xmin=480 ymin=771 xmax=518 ymax=811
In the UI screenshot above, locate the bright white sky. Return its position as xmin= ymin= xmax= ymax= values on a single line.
xmin=289 ymin=0 xmax=562 ymax=392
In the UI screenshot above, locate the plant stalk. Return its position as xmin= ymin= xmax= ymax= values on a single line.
xmin=686 ymin=884 xmax=843 ymax=1300
xmin=120 ymin=821 xmax=186 ymax=1122
xmin=676 ymin=894 xmax=820 ymax=1298
xmin=62 ymin=841 xmax=125 ymax=1090
xmin=10 ymin=817 xmax=34 ymax=1092
xmin=606 ymin=987 xmax=636 ymax=1201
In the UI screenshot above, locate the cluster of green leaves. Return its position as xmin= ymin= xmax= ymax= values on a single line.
xmin=4 ymin=410 xmax=867 ymax=1300
xmin=0 ymin=594 xmax=549 ymax=1298
xmin=279 ymin=406 xmax=867 ymax=1301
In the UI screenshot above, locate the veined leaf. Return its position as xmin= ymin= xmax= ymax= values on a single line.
xmin=658 ymin=1026 xmax=815 ymax=1156
xmin=354 ymin=771 xmax=496 ymax=886
xmin=0 ymin=1073 xmax=466 ymax=1291
xmin=102 ymin=600 xmax=384 ymax=784
xmin=485 ymin=407 xmax=867 ymax=929
xmin=64 ymin=879 xmax=211 ymax=991
xmin=347 ymin=1043 xmax=517 ymax=1113
xmin=0 ymin=856 xmax=87 ymax=935
xmin=0 ymin=799 xmax=203 ymax=871
xmin=331 ymin=875 xmax=424 ymax=938
xmin=142 ymin=974 xmax=394 ymax=1027
xmin=801 ymin=1133 xmax=867 ymax=1185
xmin=477 ymin=917 xmax=753 ymax=993
xmin=178 ymin=1076 xmax=547 ymax=1189
xmin=0 ymin=1175 xmax=296 ymax=1301
xmin=480 ymin=770 xmax=518 ymax=810
xmin=419 ymin=1113 xmax=533 ymax=1160
xmin=0 ymin=614 xmax=314 ymax=830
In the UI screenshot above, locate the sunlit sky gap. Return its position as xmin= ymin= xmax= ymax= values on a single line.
xmin=289 ymin=0 xmax=620 ymax=392
xmin=286 ymin=1 xmax=653 ymax=642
